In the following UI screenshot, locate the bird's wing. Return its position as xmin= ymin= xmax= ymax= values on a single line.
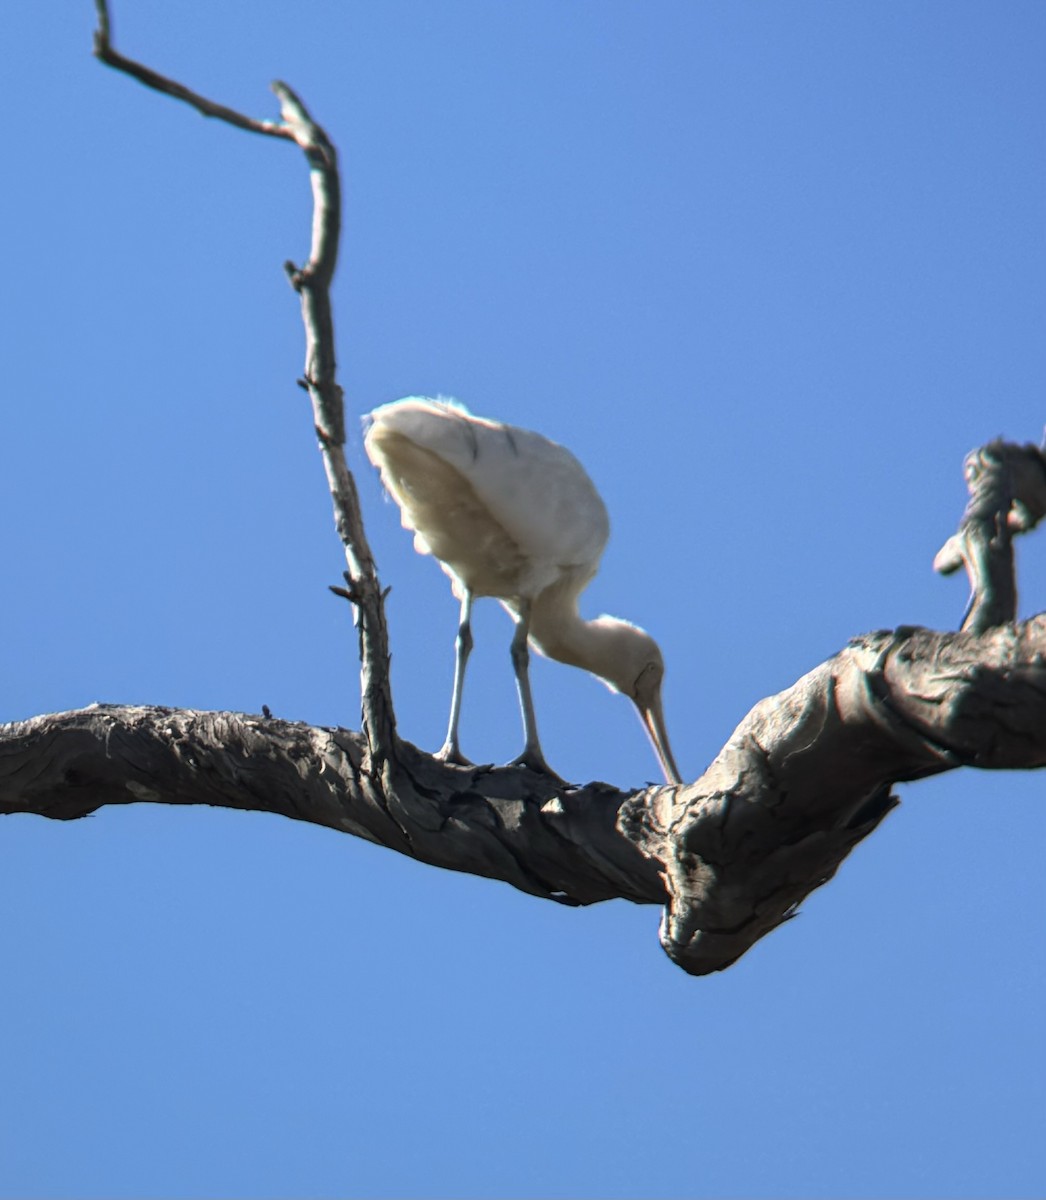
xmin=365 ymin=425 xmax=535 ymax=597
xmin=368 ymin=400 xmax=610 ymax=575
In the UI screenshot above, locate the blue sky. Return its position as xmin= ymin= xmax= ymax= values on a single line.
xmin=3 ymin=2 xmax=1046 ymax=1197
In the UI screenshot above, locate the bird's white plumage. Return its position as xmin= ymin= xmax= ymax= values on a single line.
xmin=364 ymin=397 xmax=681 ymax=783
xmin=366 ymin=398 xmax=609 ymax=599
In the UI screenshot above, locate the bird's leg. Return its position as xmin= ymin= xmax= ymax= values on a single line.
xmin=507 ymin=601 xmax=561 ymax=778
xmin=436 ymin=589 xmax=474 ymax=766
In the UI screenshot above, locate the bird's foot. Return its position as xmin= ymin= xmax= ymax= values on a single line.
xmin=435 ymin=742 xmax=474 ymax=768
xmin=507 ymin=749 xmax=565 ymax=783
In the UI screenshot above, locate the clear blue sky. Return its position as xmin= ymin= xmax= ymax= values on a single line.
xmin=3 ymin=2 xmax=1046 ymax=1197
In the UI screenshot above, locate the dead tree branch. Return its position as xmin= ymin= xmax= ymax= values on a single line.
xmin=92 ymin=2 xmax=294 ymax=141
xmin=4 ymin=616 xmax=1046 ymax=973
xmin=3 ymin=4 xmax=1042 ymax=976
xmin=93 ymin=0 xmax=396 ymax=764
xmin=934 ymin=438 xmax=1046 ymax=633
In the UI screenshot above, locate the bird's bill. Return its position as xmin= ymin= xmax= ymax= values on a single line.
xmin=639 ymin=693 xmax=683 ymax=786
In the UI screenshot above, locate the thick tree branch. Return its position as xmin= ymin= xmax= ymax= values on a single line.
xmin=624 ymin=616 xmax=1046 ymax=973
xmin=0 ymin=705 xmax=662 ymax=907
xmin=5 ymin=618 xmax=1046 ymax=972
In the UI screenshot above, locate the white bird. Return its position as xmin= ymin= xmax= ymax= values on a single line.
xmin=364 ymin=397 xmax=682 ymax=784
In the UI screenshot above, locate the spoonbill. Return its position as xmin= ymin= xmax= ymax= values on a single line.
xmin=364 ymin=397 xmax=682 ymax=784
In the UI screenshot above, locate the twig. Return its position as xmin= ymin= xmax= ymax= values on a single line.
xmin=93 ymin=1 xmax=294 ymax=141
xmin=90 ymin=0 xmax=398 ymax=763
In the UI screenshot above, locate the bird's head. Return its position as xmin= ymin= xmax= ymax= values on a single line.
xmin=593 ymin=619 xmax=683 ymax=786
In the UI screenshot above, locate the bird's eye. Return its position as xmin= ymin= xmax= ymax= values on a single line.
xmin=632 ymin=660 xmax=662 ymax=698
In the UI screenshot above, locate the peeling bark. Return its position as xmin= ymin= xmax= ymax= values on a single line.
xmin=5 ymin=618 xmax=1045 ymax=973
xmin=0 ymin=704 xmax=662 ymax=906
xmin=623 ymin=617 xmax=1046 ymax=973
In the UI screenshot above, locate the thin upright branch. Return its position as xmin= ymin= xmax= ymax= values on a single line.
xmin=272 ymin=82 xmax=396 ymax=763
xmin=90 ymin=0 xmax=397 ymax=764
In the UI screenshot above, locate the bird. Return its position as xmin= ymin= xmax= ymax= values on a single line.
xmin=364 ymin=397 xmax=683 ymax=785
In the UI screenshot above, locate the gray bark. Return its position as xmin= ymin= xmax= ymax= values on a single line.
xmin=4 ymin=617 xmax=1045 ymax=974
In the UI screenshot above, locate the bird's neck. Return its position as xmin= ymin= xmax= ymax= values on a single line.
xmin=527 ymin=581 xmax=619 ymax=687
